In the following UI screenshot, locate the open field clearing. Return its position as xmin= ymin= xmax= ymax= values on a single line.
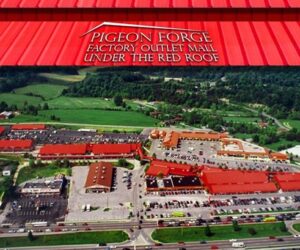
xmin=224 ymin=116 xmax=259 ymax=124
xmin=0 ymin=93 xmax=43 ymax=108
xmin=38 ymin=109 xmax=158 ymax=127
xmin=45 ymin=96 xmax=117 ymax=109
xmin=39 ymin=73 xmax=86 ymax=82
xmin=14 ymin=84 xmax=67 ymax=100
xmin=282 ymin=120 xmax=300 ymax=130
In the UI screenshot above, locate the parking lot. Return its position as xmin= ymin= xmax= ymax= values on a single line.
xmin=150 ymin=139 xmax=293 ymax=172
xmin=2 ymin=127 xmax=147 ymax=145
xmin=142 ymin=191 xmax=300 ymax=221
xmin=66 ymin=164 xmax=141 ymax=222
xmin=2 ymin=195 xmax=68 ymax=226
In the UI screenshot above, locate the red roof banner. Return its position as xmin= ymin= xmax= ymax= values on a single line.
xmin=0 ymin=20 xmax=299 ymax=66
xmin=0 ymin=1 xmax=298 ymax=66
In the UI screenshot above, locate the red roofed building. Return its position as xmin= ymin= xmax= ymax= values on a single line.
xmin=201 ymin=168 xmax=277 ymax=194
xmin=146 ymin=160 xmax=194 ymax=177
xmin=38 ymin=143 xmax=141 ymax=160
xmin=274 ymin=173 xmax=300 ymax=191
xmin=162 ymin=130 xmax=228 ymax=149
xmin=12 ymin=124 xmax=46 ymax=130
xmin=0 ymin=139 xmax=33 ymax=151
xmin=208 ymin=183 xmax=277 ymax=195
xmin=85 ymin=162 xmax=114 ymax=193
xmin=92 ymin=143 xmax=140 ymax=157
xmin=0 ymin=126 xmax=5 ymax=135
xmin=39 ymin=144 xmax=88 ymax=159
xmin=201 ymin=169 xmax=269 ymax=185
xmin=146 ymin=164 xmax=169 ymax=177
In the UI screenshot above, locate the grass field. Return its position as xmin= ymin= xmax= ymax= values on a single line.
xmin=15 ymin=84 xmax=67 ymax=100
xmin=282 ymin=120 xmax=300 ymax=130
xmin=46 ymin=97 xmax=117 ymax=110
xmin=0 ymin=93 xmax=43 ymax=108
xmin=265 ymin=139 xmax=300 ymax=151
xmin=39 ymin=73 xmax=86 ymax=82
xmin=0 ymin=231 xmax=128 ymax=248
xmin=39 ymin=109 xmax=158 ymax=127
xmin=224 ymin=116 xmax=259 ymax=124
xmin=152 ymin=223 xmax=290 ymax=243
xmin=17 ymin=165 xmax=71 ymax=185
xmin=292 ymin=224 xmax=300 ymax=232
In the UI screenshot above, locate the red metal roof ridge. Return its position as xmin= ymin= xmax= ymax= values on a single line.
xmin=0 ymin=0 xmax=299 ymax=8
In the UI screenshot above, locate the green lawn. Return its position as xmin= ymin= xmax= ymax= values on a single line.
xmin=46 ymin=96 xmax=117 ymax=110
xmin=282 ymin=120 xmax=300 ymax=130
xmin=0 ymin=231 xmax=128 ymax=248
xmin=17 ymin=165 xmax=71 ymax=185
xmin=0 ymin=93 xmax=43 ymax=108
xmin=46 ymin=96 xmax=139 ymax=110
xmin=15 ymin=84 xmax=67 ymax=100
xmin=152 ymin=223 xmax=290 ymax=243
xmin=39 ymin=109 xmax=158 ymax=127
xmin=292 ymin=224 xmax=300 ymax=232
xmin=224 ymin=116 xmax=259 ymax=124
xmin=265 ymin=139 xmax=300 ymax=151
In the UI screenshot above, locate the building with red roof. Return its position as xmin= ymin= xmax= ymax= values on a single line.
xmin=0 ymin=126 xmax=5 ymax=135
xmin=92 ymin=143 xmax=140 ymax=157
xmin=201 ymin=169 xmax=269 ymax=185
xmin=158 ymin=130 xmax=228 ymax=149
xmin=11 ymin=124 xmax=46 ymax=130
xmin=201 ymin=168 xmax=277 ymax=194
xmin=85 ymin=162 xmax=114 ymax=193
xmin=274 ymin=173 xmax=300 ymax=191
xmin=0 ymin=139 xmax=33 ymax=151
xmin=39 ymin=143 xmax=141 ymax=160
xmin=208 ymin=183 xmax=277 ymax=195
xmin=146 ymin=160 xmax=194 ymax=177
xmin=39 ymin=144 xmax=88 ymax=159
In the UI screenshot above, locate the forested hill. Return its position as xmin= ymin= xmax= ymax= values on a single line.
xmin=64 ymin=67 xmax=300 ymax=118
xmin=0 ymin=67 xmax=78 ymax=92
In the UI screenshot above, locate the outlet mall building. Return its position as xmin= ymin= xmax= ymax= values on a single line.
xmin=0 ymin=0 xmax=298 ymax=66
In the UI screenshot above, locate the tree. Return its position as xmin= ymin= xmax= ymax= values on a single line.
xmin=29 ymin=159 xmax=35 ymax=168
xmin=232 ymin=220 xmax=241 ymax=232
xmin=36 ymin=159 xmax=42 ymax=168
xmin=28 ymin=231 xmax=35 ymax=241
xmin=279 ymin=221 xmax=287 ymax=232
xmin=248 ymin=227 xmax=257 ymax=236
xmin=43 ymin=103 xmax=49 ymax=110
xmin=62 ymin=158 xmax=70 ymax=168
xmin=114 ymin=95 xmax=123 ymax=106
xmin=204 ymin=224 xmax=213 ymax=237
xmin=118 ymin=158 xmax=128 ymax=167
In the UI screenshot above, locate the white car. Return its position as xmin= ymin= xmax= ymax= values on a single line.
xmin=293 ymin=234 xmax=300 ymax=238
xmin=229 ymin=239 xmax=237 ymax=242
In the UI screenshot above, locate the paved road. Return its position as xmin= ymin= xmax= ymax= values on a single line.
xmin=241 ymin=106 xmax=290 ymax=131
xmin=3 ymin=235 xmax=300 ymax=250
